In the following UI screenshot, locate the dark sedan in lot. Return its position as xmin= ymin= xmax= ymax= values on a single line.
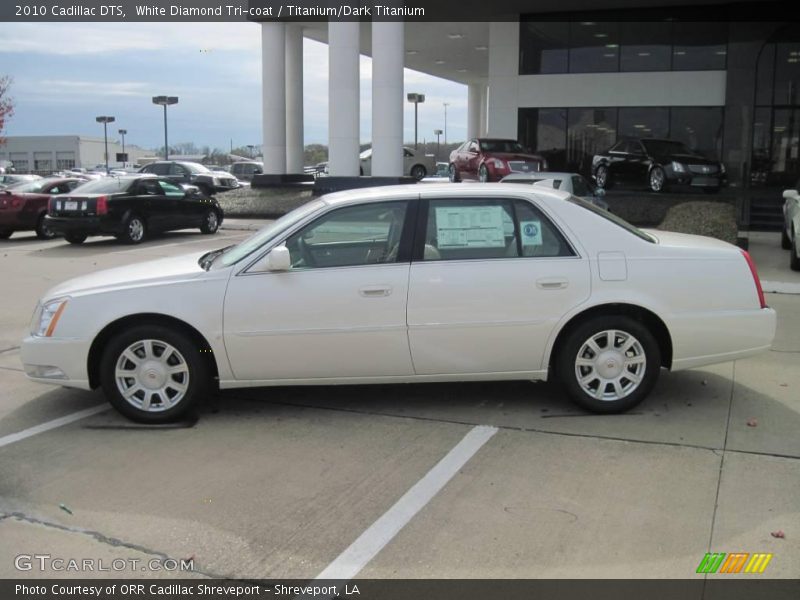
xmin=592 ymin=138 xmax=726 ymax=193
xmin=139 ymin=161 xmax=239 ymax=196
xmin=0 ymin=178 xmax=83 ymax=240
xmin=449 ymin=138 xmax=547 ymax=183
xmin=45 ymin=175 xmax=224 ymax=245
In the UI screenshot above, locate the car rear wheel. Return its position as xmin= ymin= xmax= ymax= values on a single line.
xmin=781 ymin=227 xmax=792 ymax=250
xmin=557 ymin=316 xmax=661 ymax=414
xmin=649 ymin=166 xmax=667 ymax=193
xmin=595 ymin=165 xmax=611 ymax=189
xmin=64 ymin=233 xmax=87 ymax=245
xmin=0 ymin=229 xmax=12 ymax=240
xmin=410 ymin=165 xmax=427 ymax=180
xmin=448 ymin=163 xmax=460 ymax=183
xmin=100 ymin=325 xmax=209 ymax=423
xmin=35 ymin=214 xmax=57 ymax=240
xmin=200 ymin=209 xmax=220 ymax=234
xmin=120 ymin=215 xmax=146 ymax=244
xmin=791 ymin=232 xmax=800 ymax=271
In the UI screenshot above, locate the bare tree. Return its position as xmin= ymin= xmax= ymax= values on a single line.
xmin=0 ymin=76 xmax=14 ymax=146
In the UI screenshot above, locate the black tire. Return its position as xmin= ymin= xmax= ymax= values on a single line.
xmin=448 ymin=163 xmax=460 ymax=183
xmin=781 ymin=227 xmax=792 ymax=250
xmin=648 ymin=166 xmax=667 ymax=193
xmin=595 ymin=164 xmax=613 ymax=189
xmin=64 ymin=233 xmax=87 ymax=245
xmin=200 ymin=209 xmax=221 ymax=234
xmin=556 ymin=316 xmax=661 ymax=414
xmin=791 ymin=232 xmax=800 ymax=271
xmin=0 ymin=229 xmax=12 ymax=240
xmin=119 ymin=214 xmax=146 ymax=244
xmin=410 ymin=164 xmax=427 ymax=181
xmin=35 ymin=214 xmax=57 ymax=240
xmin=478 ymin=164 xmax=490 ymax=183
xmin=100 ymin=324 xmax=209 ymax=423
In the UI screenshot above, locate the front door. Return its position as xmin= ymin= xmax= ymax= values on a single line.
xmin=407 ymin=196 xmax=591 ymax=375
xmin=223 ymin=199 xmax=416 ymax=381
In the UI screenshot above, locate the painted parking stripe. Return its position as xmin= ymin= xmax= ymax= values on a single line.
xmin=314 ymin=425 xmax=498 ymax=581
xmin=761 ymin=280 xmax=800 ymax=294
xmin=0 ymin=405 xmax=109 ymax=449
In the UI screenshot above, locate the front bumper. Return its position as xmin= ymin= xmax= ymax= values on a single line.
xmin=20 ymin=335 xmax=93 ymax=390
xmin=44 ymin=215 xmax=124 ymax=237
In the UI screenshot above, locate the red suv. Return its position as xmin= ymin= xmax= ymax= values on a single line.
xmin=449 ymin=138 xmax=547 ymax=183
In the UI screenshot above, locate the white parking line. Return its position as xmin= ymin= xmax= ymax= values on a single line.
xmin=314 ymin=425 xmax=498 ymax=581
xmin=109 ymin=235 xmax=243 ymax=255
xmin=0 ymin=405 xmax=109 ymax=449
xmin=762 ymin=280 xmax=800 ymax=295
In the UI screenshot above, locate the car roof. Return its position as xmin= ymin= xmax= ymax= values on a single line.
xmin=504 ymin=172 xmax=578 ymax=180
xmin=320 ymin=182 xmax=571 ymax=208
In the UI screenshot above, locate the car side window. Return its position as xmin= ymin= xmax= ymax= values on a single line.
xmin=422 ymin=198 xmax=574 ymax=261
xmin=404 ymin=149 xmax=414 ymax=157
xmin=627 ymin=141 xmax=645 ymax=155
xmin=159 ymin=181 xmax=185 ymax=197
xmin=283 ymin=201 xmax=408 ymax=269
xmin=571 ymin=176 xmax=590 ymax=197
xmin=467 ymin=142 xmax=479 ymax=153
xmin=138 ymin=180 xmax=161 ymax=195
xmin=170 ymin=164 xmax=188 ymax=176
xmin=147 ymin=163 xmax=169 ymax=176
xmin=610 ymin=141 xmax=627 ymax=153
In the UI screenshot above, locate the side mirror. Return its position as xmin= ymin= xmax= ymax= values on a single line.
xmin=595 ymin=188 xmax=606 ymax=198
xmin=783 ymin=189 xmax=797 ymax=200
xmin=264 ymin=245 xmax=291 ymax=271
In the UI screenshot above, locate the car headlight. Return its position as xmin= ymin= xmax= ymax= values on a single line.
xmin=719 ymin=163 xmax=726 ymax=174
xmin=490 ymin=158 xmax=506 ymax=169
xmin=32 ymin=298 xmax=69 ymax=337
xmin=671 ymin=161 xmax=686 ymax=173
xmin=212 ymin=177 xmax=221 ymax=186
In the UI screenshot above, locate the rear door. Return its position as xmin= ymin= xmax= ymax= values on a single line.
xmin=407 ymin=194 xmax=591 ymax=375
xmin=134 ymin=178 xmax=170 ymax=232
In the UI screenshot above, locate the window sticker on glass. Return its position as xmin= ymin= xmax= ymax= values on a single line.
xmin=435 ymin=206 xmax=506 ymax=248
xmin=520 ymin=220 xmax=543 ymax=247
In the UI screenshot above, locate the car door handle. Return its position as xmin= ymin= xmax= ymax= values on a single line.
xmin=359 ymin=286 xmax=392 ymax=297
xmin=536 ymin=278 xmax=568 ymax=290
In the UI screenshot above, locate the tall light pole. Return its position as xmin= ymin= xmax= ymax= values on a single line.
xmin=118 ymin=129 xmax=127 ymax=168
xmin=443 ymin=102 xmax=450 ymax=146
xmin=152 ymin=96 xmax=178 ymax=160
xmin=434 ymin=128 xmax=443 ymax=161
xmin=407 ymin=93 xmax=426 ymax=149
xmin=95 ymin=116 xmax=115 ymax=173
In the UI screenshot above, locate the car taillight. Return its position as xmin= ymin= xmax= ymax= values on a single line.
xmin=741 ymin=249 xmax=766 ymax=309
xmin=96 ymin=196 xmax=108 ymax=215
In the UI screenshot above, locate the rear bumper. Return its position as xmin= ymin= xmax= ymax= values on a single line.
xmin=44 ymin=215 xmax=124 ymax=236
xmin=0 ymin=209 xmax=36 ymax=229
xmin=20 ymin=335 xmax=92 ymax=391
xmin=670 ymin=307 xmax=776 ymax=371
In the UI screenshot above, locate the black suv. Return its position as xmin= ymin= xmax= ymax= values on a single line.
xmin=139 ymin=161 xmax=239 ymax=196
xmin=592 ymin=138 xmax=726 ymax=193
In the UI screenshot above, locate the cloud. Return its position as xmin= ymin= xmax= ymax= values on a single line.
xmin=32 ymin=80 xmax=151 ymax=97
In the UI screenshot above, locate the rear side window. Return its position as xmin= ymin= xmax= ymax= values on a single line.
xmin=422 ymin=198 xmax=574 ymax=261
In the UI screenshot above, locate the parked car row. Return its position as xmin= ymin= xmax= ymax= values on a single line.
xmin=782 ymin=183 xmax=800 ymax=271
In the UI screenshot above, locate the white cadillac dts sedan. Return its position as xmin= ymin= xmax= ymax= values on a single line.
xmin=22 ymin=184 xmax=776 ymax=422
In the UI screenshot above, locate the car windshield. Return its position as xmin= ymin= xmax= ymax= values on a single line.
xmin=71 ymin=178 xmax=135 ymax=194
xmin=212 ymin=199 xmax=327 ymax=268
xmin=480 ymin=140 xmax=527 ymax=153
xmin=6 ymin=180 xmax=48 ymax=193
xmin=641 ymin=140 xmax=694 ymax=156
xmin=184 ymin=162 xmax=211 ymax=174
xmin=568 ymin=196 xmax=656 ymax=243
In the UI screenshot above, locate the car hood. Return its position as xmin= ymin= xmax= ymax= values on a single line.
xmin=43 ymin=251 xmax=214 ymax=300
xmin=489 ymin=152 xmax=544 ymax=162
xmin=654 ymin=153 xmax=717 ymax=166
xmin=642 ymin=229 xmax=736 ymax=251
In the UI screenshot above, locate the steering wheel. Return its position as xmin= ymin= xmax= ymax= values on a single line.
xmin=297 ymin=236 xmax=317 ymax=268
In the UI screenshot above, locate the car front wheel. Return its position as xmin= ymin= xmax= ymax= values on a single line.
xmin=649 ymin=166 xmax=667 ymax=193
xmin=100 ymin=325 xmax=209 ymax=423
xmin=478 ymin=164 xmax=490 ymax=183
xmin=595 ymin=165 xmax=610 ymax=189
xmin=791 ymin=231 xmax=800 ymax=271
xmin=410 ymin=165 xmax=427 ymax=180
xmin=200 ymin=209 xmax=220 ymax=234
xmin=64 ymin=233 xmax=87 ymax=245
xmin=557 ymin=316 xmax=661 ymax=414
xmin=448 ymin=163 xmax=460 ymax=183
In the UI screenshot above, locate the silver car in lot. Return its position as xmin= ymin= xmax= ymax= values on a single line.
xmin=501 ymin=172 xmax=609 ymax=210
xmin=783 ymin=182 xmax=800 ymax=270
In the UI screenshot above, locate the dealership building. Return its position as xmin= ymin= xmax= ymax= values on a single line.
xmin=0 ymin=135 xmax=148 ymax=173
xmin=258 ymin=0 xmax=796 ymax=226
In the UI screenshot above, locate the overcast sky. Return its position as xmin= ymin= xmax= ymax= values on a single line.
xmin=0 ymin=22 xmax=467 ymax=152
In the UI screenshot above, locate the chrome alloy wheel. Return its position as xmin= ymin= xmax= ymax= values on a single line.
xmin=574 ymin=329 xmax=646 ymax=401
xmin=649 ymin=168 xmax=665 ymax=192
xmin=206 ymin=211 xmax=218 ymax=231
xmin=115 ymin=339 xmax=190 ymax=412
xmin=128 ymin=218 xmax=144 ymax=242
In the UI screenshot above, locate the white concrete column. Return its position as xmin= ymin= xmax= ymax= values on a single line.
xmin=479 ymin=84 xmax=489 ymax=136
xmin=285 ymin=25 xmax=304 ymax=174
xmin=467 ymin=83 xmax=482 ymax=140
xmin=328 ymin=21 xmax=360 ymax=176
xmin=487 ymin=21 xmax=519 ymax=138
xmin=371 ymin=21 xmax=404 ymax=177
xmin=261 ymin=22 xmax=286 ymax=174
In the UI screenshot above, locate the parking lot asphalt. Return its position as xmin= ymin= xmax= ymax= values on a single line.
xmin=0 ymin=227 xmax=798 ymax=584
